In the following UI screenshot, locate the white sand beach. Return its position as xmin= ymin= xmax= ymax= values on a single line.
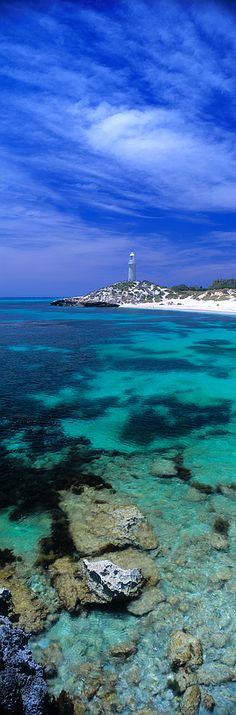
xmin=119 ymin=297 xmax=236 ymax=315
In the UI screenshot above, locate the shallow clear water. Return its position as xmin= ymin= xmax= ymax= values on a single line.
xmin=0 ymin=299 xmax=235 ymax=713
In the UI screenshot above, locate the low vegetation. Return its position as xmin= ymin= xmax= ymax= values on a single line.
xmin=209 ymin=279 xmax=236 ymax=289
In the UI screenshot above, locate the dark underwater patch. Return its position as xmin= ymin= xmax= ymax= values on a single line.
xmin=112 ymin=356 xmax=206 ymax=373
xmin=207 ymin=429 xmax=231 ymax=436
xmin=174 ymin=330 xmax=190 ymax=338
xmin=196 ymin=339 xmax=233 ymax=346
xmin=36 ymin=508 xmax=76 ymax=566
xmin=173 ymin=452 xmax=191 ymax=481
xmin=122 ymin=395 xmax=140 ymax=407
xmin=0 ymin=440 xmax=112 ymax=518
xmin=190 ymin=340 xmax=236 ymax=357
xmin=121 ymin=396 xmax=232 ymax=445
xmin=76 ymin=395 xmax=120 ymax=420
xmin=209 ymin=369 xmax=229 ymax=378
xmin=0 ymin=393 xmax=120 ymax=460
xmin=0 ymin=548 xmax=18 ymax=567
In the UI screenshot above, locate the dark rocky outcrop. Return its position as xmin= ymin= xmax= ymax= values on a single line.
xmin=80 ymin=301 xmax=119 ymax=308
xmin=0 ymin=614 xmax=47 ymax=715
xmin=0 ymin=588 xmax=76 ymax=715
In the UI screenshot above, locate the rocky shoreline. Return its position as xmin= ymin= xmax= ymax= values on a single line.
xmin=51 ymin=280 xmax=236 ymax=314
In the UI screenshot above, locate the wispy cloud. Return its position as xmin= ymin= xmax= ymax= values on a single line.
xmin=0 ymin=0 xmax=236 ymax=293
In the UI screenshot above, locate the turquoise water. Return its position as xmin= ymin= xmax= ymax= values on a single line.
xmin=0 ymin=299 xmax=235 ymax=713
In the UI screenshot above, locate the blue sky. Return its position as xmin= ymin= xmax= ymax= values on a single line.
xmin=0 ymin=0 xmax=236 ymax=296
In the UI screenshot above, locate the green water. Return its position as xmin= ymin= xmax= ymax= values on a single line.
xmin=0 ymin=300 xmax=235 ymax=713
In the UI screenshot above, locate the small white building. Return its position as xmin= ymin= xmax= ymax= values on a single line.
xmin=128 ymin=252 xmax=136 ymax=281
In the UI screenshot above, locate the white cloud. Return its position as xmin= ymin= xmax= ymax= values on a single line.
xmin=84 ymin=105 xmax=236 ymax=211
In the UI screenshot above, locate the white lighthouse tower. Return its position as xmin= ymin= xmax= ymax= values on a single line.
xmin=128 ymin=252 xmax=136 ymax=282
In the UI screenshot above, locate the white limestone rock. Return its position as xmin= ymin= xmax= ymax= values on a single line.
xmin=83 ymin=558 xmax=143 ymax=603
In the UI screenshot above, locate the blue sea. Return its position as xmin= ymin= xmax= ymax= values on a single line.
xmin=0 ymin=299 xmax=235 ymax=713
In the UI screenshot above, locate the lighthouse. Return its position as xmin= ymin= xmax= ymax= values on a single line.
xmin=128 ymin=252 xmax=136 ymax=282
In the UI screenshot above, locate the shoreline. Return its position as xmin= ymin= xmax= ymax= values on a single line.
xmin=118 ymin=300 xmax=236 ymax=315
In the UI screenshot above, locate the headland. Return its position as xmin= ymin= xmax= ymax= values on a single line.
xmin=52 ymin=280 xmax=236 ymax=315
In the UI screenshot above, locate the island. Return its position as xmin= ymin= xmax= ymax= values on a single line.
xmin=51 ymin=279 xmax=236 ymax=314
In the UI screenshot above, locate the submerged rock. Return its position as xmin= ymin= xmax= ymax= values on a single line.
xmin=213 ymin=515 xmax=230 ymax=535
xmin=0 ymin=615 xmax=47 ymax=715
xmin=10 ymin=579 xmax=50 ymax=634
xmin=60 ymin=487 xmax=158 ymax=555
xmin=181 ymin=685 xmax=201 ymax=715
xmin=210 ymin=533 xmax=229 ymax=550
xmin=201 ymin=691 xmax=216 ymax=711
xmin=83 ymin=558 xmax=143 ymax=602
xmin=0 ymin=560 xmax=51 ymax=634
xmin=220 ymin=648 xmax=236 ymax=667
xmin=168 ymin=630 xmax=203 ymax=670
xmin=127 ymin=586 xmax=165 ymax=616
xmin=109 ymin=640 xmax=137 ymax=658
xmin=149 ymin=457 xmax=176 ymax=477
xmin=168 ymin=668 xmax=197 ymax=695
xmin=210 ymin=567 xmax=232 ymax=585
xmin=49 ymin=556 xmax=83 ymax=613
xmin=196 ymin=662 xmax=236 ymax=685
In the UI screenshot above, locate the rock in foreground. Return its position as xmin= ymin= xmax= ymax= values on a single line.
xmin=49 ymin=547 xmax=160 ymax=613
xmin=83 ymin=558 xmax=143 ymax=602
